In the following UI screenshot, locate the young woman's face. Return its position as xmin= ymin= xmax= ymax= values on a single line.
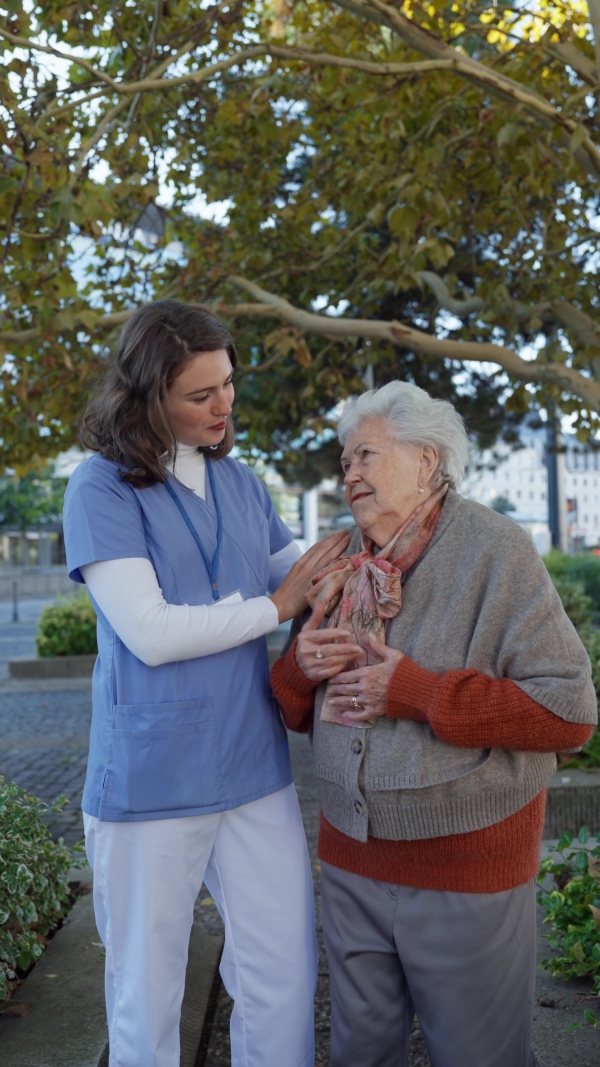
xmin=163 ymin=349 xmax=235 ymax=447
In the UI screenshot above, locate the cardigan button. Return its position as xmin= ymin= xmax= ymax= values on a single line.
xmin=351 ymin=739 xmax=363 ymax=755
xmin=354 ymin=800 xmax=364 ymax=815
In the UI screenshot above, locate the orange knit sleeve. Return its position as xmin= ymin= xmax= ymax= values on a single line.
xmin=386 ymin=656 xmax=594 ymax=752
xmin=270 ymin=638 xmax=318 ymax=733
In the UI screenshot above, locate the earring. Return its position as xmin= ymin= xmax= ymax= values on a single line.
xmin=418 ymin=479 xmax=425 ymax=494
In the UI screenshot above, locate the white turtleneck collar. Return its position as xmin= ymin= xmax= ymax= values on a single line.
xmin=166 ymin=443 xmax=207 ymax=498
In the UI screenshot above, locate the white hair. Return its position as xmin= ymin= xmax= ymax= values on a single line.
xmin=337 ymin=381 xmax=469 ymax=489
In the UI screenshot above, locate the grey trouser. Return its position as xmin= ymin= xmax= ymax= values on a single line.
xmin=320 ymin=861 xmax=537 ymax=1067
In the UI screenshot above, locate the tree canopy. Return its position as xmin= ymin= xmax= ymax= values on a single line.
xmin=0 ymin=467 xmax=67 ymax=530
xmin=1 ymin=0 xmax=600 ymax=476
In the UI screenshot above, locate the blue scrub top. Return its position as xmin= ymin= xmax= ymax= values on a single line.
xmin=63 ymin=453 xmax=294 ymax=822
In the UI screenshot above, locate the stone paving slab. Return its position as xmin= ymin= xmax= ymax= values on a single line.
xmin=0 ymin=688 xmax=91 ymax=844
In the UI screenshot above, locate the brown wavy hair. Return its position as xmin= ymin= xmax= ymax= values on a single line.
xmin=81 ymin=300 xmax=238 ymax=488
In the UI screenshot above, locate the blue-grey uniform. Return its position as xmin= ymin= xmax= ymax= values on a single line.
xmin=63 ymin=453 xmax=317 ymax=1067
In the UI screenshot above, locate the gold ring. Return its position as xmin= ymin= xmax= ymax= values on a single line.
xmin=351 ymin=696 xmax=364 ymax=710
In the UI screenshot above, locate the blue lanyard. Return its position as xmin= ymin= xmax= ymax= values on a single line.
xmin=165 ymin=459 xmax=223 ymax=602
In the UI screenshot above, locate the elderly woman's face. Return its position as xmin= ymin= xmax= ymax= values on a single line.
xmin=341 ymin=417 xmax=436 ymax=546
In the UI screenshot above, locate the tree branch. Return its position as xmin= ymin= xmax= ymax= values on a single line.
xmin=0 ymin=28 xmax=119 ymax=89
xmin=6 ymin=18 xmax=599 ymax=178
xmin=415 ymin=270 xmax=600 ymax=366
xmin=3 ymin=281 xmax=600 ymax=409
xmin=226 ymin=276 xmax=600 ymax=412
xmin=414 ymin=271 xmax=485 ymax=315
xmin=550 ymin=301 xmax=600 ymax=349
xmin=334 ymin=0 xmax=600 ymax=179
xmin=0 ymin=308 xmax=133 ymax=345
xmin=586 ymin=0 xmax=600 ymax=83
xmin=545 ymin=40 xmax=599 ymax=87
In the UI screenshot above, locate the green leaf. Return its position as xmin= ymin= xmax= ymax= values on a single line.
xmin=572 ymin=941 xmax=585 ymax=962
xmin=497 ymin=123 xmax=521 ymax=147
xmin=575 ymin=851 xmax=589 ymax=873
xmin=578 ymin=826 xmax=590 ymax=844
xmin=569 ymin=125 xmax=588 ymax=154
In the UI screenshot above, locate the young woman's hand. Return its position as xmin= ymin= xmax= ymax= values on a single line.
xmin=295 ymin=602 xmax=364 ymax=682
xmin=269 ymin=531 xmax=350 ymax=623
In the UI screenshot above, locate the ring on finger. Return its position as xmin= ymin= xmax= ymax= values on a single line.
xmin=351 ymin=696 xmax=364 ymax=710
xmin=314 ymin=651 xmax=325 ymax=660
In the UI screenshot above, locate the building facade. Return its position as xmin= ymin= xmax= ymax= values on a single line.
xmin=462 ymin=425 xmax=600 ymax=551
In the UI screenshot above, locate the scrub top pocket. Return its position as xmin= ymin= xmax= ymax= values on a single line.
xmin=101 ymin=697 xmax=224 ymax=818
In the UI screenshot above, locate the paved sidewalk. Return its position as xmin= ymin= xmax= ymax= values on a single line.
xmin=0 ymin=600 xmax=89 ymax=844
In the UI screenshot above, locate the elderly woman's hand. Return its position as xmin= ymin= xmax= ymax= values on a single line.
xmin=326 ymin=633 xmax=404 ymax=722
xmin=295 ymin=602 xmax=365 ymax=683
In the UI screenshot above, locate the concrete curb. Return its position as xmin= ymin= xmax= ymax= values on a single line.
xmin=0 ymin=868 xmax=224 ymax=1067
xmin=0 ymin=676 xmax=93 ymax=693
xmin=9 ymin=654 xmax=97 ymax=680
xmin=0 ymin=871 xmax=107 ymax=1067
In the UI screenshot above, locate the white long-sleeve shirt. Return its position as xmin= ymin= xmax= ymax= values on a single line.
xmin=81 ymin=446 xmax=300 ymax=666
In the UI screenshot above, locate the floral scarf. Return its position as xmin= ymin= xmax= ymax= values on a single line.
xmin=306 ymin=483 xmax=448 ymax=722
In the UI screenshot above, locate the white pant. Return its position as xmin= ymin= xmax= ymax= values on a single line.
xmin=84 ymin=785 xmax=317 ymax=1067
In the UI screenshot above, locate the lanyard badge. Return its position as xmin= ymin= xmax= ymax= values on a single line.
xmin=165 ymin=459 xmax=223 ymax=602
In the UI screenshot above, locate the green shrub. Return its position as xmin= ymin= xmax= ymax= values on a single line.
xmin=537 ymin=828 xmax=600 ymax=1003
xmin=544 ymin=572 xmax=600 ymax=768
xmin=566 ymin=558 xmax=600 ymax=617
xmin=544 ymin=551 xmax=600 ymax=617
xmin=550 ymin=575 xmax=595 ymax=631
xmin=543 ymin=549 xmax=568 ymax=581
xmin=35 ymin=592 xmax=97 ymax=657
xmin=0 ymin=779 xmax=75 ymax=1000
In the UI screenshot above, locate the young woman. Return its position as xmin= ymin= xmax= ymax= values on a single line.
xmin=62 ymin=299 xmax=348 ymax=1067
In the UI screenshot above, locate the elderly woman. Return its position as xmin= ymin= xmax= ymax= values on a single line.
xmin=271 ymin=381 xmax=597 ymax=1067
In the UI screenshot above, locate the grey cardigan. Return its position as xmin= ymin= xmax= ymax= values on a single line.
xmin=300 ymin=491 xmax=597 ymax=843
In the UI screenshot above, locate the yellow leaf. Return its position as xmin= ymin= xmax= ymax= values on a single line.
xmin=295 ymin=338 xmax=312 ymax=367
xmin=589 ymin=904 xmax=600 ymax=931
